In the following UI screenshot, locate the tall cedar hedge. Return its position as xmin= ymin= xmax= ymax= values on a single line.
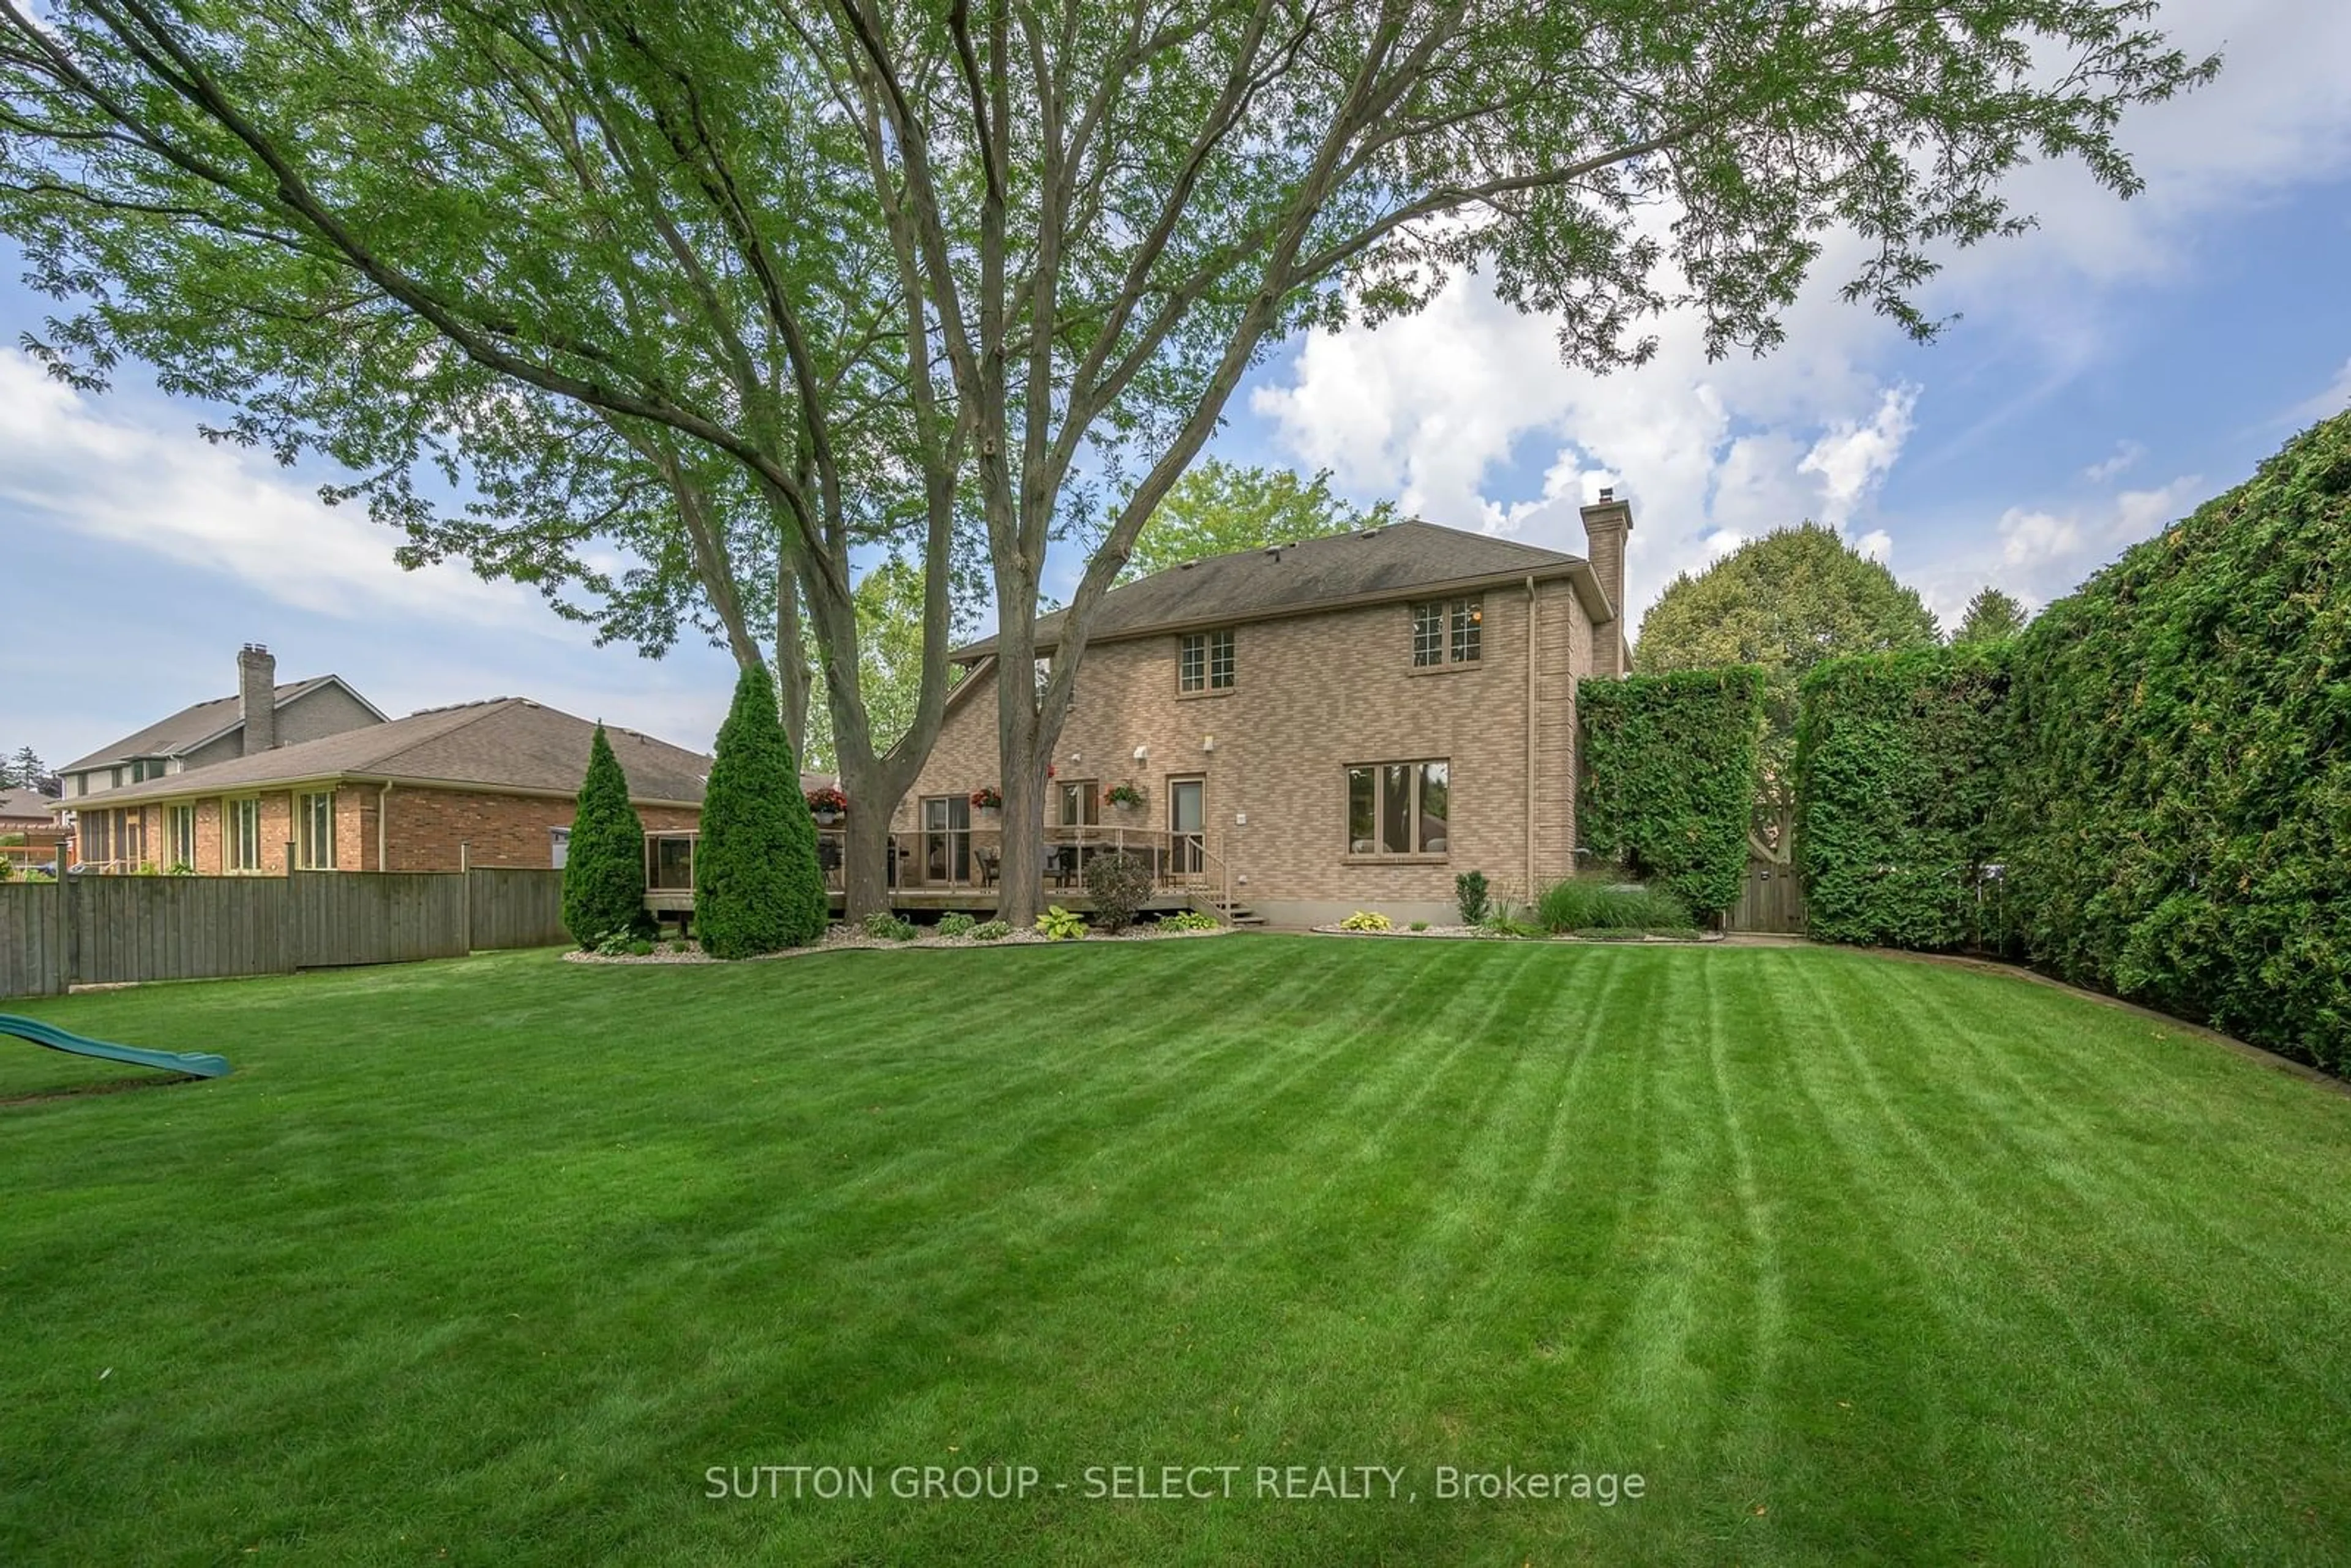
xmin=1577 ymin=667 xmax=1764 ymax=918
xmin=1793 ymin=644 xmax=2012 ymax=950
xmin=696 ymin=664 xmax=830 ymax=958
xmin=561 ymin=722 xmax=649 ymax=946
xmin=1999 ymin=413 xmax=2350 ymax=1072
xmin=1791 ymin=411 xmax=2350 ymax=1073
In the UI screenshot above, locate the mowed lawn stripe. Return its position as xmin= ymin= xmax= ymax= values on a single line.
xmin=1 ymin=939 xmax=2347 ymax=1566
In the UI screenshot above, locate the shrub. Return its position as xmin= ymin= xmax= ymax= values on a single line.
xmin=696 ymin=664 xmax=829 ymax=959
xmin=1160 ymin=910 xmax=1220 ymax=932
xmin=937 ymin=912 xmax=978 ymax=939
xmin=1453 ymin=869 xmax=1490 ymax=926
xmin=969 ymin=920 xmax=1012 ymax=942
xmin=1479 ymin=909 xmax=1547 ymax=938
xmin=1794 ymin=642 xmax=2012 ymax=950
xmin=861 ymin=910 xmax=919 ymax=942
xmin=1035 ymin=906 xmax=1088 ymax=940
xmin=563 ymin=722 xmax=650 ymax=948
xmin=1337 ymin=910 xmax=1393 ymax=931
xmin=1409 ymin=920 xmax=1430 ymax=932
xmin=590 ymin=928 xmax=640 ymax=956
xmin=1081 ymin=850 xmax=1155 ymax=932
xmin=1534 ymin=877 xmax=1691 ymax=933
xmin=1578 ymin=666 xmax=1765 ymax=919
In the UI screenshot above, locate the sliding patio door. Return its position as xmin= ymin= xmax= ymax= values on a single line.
xmin=921 ymin=795 xmax=971 ymax=885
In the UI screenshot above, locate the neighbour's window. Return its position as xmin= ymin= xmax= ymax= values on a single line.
xmin=110 ymin=766 xmax=124 ymax=789
xmin=228 ymin=798 xmax=261 ymax=871
xmin=1344 ymin=760 xmax=1450 ymax=856
xmin=1179 ymin=629 xmax=1235 ymax=693
xmin=168 ymin=805 xmax=196 ymax=871
xmin=298 ymin=791 xmax=336 ymax=869
xmin=86 ymin=809 xmax=112 ymax=865
xmin=1411 ymin=598 xmax=1482 ymax=666
xmin=1057 ymin=779 xmax=1099 ymax=827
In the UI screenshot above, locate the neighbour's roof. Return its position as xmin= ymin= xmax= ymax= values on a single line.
xmin=61 ymin=675 xmax=383 ymax=771
xmin=0 ymin=787 xmax=56 ymax=822
xmin=73 ymin=699 xmax=714 ymax=808
xmin=953 ymin=519 xmax=1586 ymax=659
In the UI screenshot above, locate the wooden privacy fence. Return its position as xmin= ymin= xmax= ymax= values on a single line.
xmin=0 ymin=868 xmax=571 ymax=999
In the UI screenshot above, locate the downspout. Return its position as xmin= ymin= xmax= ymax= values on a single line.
xmin=377 ymin=782 xmax=392 ymax=872
xmin=1524 ymin=576 xmax=1539 ymax=902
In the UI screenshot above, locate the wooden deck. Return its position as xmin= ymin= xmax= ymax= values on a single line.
xmin=643 ymin=825 xmax=1226 ymax=921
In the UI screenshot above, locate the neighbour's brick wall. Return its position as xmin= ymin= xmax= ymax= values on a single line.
xmin=193 ymin=798 xmax=222 ymax=874
xmin=378 ymin=786 xmax=700 ymax=871
xmin=894 ymin=578 xmax=1596 ymax=912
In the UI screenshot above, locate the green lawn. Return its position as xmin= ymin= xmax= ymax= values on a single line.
xmin=2 ymin=939 xmax=2347 ymax=1566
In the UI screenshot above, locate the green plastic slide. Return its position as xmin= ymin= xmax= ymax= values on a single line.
xmin=0 ymin=1014 xmax=231 ymax=1079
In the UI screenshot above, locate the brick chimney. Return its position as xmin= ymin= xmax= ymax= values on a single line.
xmin=1579 ymin=487 xmax=1635 ymax=675
xmin=238 ymin=644 xmax=278 ymax=754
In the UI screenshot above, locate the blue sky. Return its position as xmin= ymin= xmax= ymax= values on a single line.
xmin=4 ymin=0 xmax=2349 ymax=768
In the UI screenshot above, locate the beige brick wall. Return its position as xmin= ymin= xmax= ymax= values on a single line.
xmin=895 ymin=579 xmax=1597 ymax=920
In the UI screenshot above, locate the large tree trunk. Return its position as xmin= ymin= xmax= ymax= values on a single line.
xmin=835 ymin=784 xmax=893 ymax=926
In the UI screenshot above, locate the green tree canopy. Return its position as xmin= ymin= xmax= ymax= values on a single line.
xmin=1117 ymin=460 xmax=1393 ymax=583
xmin=1638 ymin=524 xmax=1942 ymax=804
xmin=1953 ymin=586 xmax=2031 ymax=644
xmin=2 ymin=746 xmax=49 ymax=790
xmin=561 ymin=724 xmax=650 ymax=947
xmin=0 ymin=0 xmax=2214 ymax=922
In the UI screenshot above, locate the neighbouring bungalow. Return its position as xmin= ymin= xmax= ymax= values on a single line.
xmin=883 ymin=494 xmax=1635 ymax=927
xmin=59 ymin=697 xmax=712 ymax=875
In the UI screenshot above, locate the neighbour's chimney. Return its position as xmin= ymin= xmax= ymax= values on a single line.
xmin=239 ymin=643 xmax=278 ymax=754
xmin=1578 ymin=489 xmax=1635 ymax=677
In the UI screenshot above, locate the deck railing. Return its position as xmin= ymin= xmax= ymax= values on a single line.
xmin=645 ymin=824 xmax=1232 ymax=909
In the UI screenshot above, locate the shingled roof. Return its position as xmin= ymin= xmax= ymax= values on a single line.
xmin=953 ymin=519 xmax=1597 ymax=659
xmin=61 ymin=675 xmax=381 ymax=772
xmin=77 ymin=699 xmax=714 ymax=809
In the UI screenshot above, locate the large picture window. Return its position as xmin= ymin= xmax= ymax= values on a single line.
xmin=1179 ymin=629 xmax=1235 ymax=693
xmin=1345 ymin=760 xmax=1450 ymax=856
xmin=1411 ymin=598 xmax=1482 ymax=667
xmin=298 ymin=792 xmax=336 ymax=869
xmin=227 ymin=799 xmax=261 ymax=871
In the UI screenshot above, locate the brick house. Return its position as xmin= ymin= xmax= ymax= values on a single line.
xmin=64 ymin=698 xmax=709 ymax=876
xmin=58 ymin=644 xmax=386 ymax=805
xmin=889 ymin=497 xmax=1633 ymax=926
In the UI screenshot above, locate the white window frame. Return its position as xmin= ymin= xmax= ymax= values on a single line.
xmin=227 ymin=798 xmax=262 ymax=872
xmin=297 ymin=790 xmax=336 ymax=870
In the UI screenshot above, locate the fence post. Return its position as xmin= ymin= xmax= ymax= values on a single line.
xmin=459 ymin=842 xmax=473 ymax=953
xmin=53 ymin=862 xmax=75 ymax=994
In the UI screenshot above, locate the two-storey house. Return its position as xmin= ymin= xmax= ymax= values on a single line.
xmin=886 ymin=495 xmax=1633 ymax=927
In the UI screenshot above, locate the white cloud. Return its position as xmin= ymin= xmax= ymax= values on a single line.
xmin=0 ymin=350 xmax=544 ymax=626
xmin=2083 ymin=440 xmax=2145 ymax=482
xmin=1799 ymin=387 xmax=1918 ymax=530
xmin=1997 ymin=507 xmax=2082 ymax=568
xmin=2294 ymin=357 xmax=2351 ymax=422
xmin=1854 ymin=529 xmax=1894 ymax=565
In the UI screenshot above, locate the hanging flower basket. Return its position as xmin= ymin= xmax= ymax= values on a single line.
xmin=1105 ymin=782 xmax=1146 ymax=810
xmin=969 ymin=786 xmax=1003 ymax=811
xmin=806 ymin=786 xmax=848 ymax=825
